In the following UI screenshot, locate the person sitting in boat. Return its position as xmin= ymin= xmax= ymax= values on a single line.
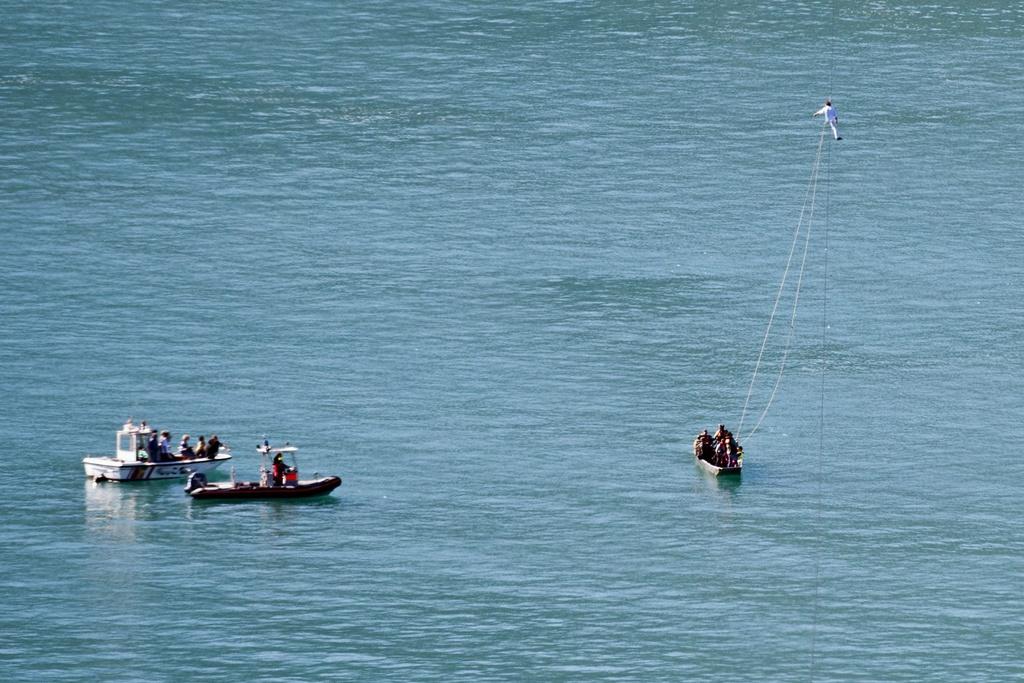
xmin=179 ymin=434 xmax=195 ymax=459
xmin=272 ymin=452 xmax=287 ymax=486
xmin=158 ymin=431 xmax=174 ymax=461
xmin=694 ymin=430 xmax=713 ymax=461
xmin=207 ymin=434 xmax=223 ymax=459
xmin=194 ymin=435 xmax=207 ymax=459
xmin=701 ymin=434 xmax=716 ymax=462
xmin=146 ymin=430 xmax=161 ymax=462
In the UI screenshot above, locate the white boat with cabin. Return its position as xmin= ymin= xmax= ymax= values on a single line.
xmin=83 ymin=420 xmax=231 ymax=482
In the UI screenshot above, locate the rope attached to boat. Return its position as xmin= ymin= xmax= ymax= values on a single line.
xmin=737 ymin=127 xmax=828 ymax=443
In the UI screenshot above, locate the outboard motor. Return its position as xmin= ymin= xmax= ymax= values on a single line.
xmin=185 ymin=471 xmax=208 ymax=493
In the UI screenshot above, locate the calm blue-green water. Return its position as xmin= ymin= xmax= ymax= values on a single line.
xmin=2 ymin=1 xmax=1023 ymax=680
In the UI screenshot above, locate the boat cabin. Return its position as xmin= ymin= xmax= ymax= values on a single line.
xmin=116 ymin=420 xmax=155 ymax=462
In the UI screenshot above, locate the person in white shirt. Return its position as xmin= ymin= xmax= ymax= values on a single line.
xmin=813 ymin=99 xmax=841 ymax=140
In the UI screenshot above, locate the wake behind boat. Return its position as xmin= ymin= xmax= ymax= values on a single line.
xmin=83 ymin=420 xmax=231 ymax=482
xmin=185 ymin=441 xmax=341 ymax=501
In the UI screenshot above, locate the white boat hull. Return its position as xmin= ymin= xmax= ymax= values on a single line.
xmin=83 ymin=455 xmax=231 ymax=482
xmin=695 ymin=455 xmax=742 ymax=477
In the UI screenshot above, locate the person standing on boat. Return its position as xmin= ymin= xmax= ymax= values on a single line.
xmin=146 ymin=430 xmax=161 ymax=462
xmin=272 ymin=452 xmax=287 ymax=486
xmin=158 ymin=431 xmax=174 ymax=460
xmin=714 ymin=424 xmax=728 ymax=444
xmin=727 ymin=437 xmax=739 ymax=468
xmin=812 ymin=99 xmax=842 ymax=140
xmin=715 ymin=438 xmax=730 ymax=468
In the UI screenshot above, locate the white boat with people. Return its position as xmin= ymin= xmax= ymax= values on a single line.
xmin=83 ymin=419 xmax=232 ymax=482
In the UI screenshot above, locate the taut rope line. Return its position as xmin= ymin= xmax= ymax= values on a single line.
xmin=737 ymin=128 xmax=828 ymax=441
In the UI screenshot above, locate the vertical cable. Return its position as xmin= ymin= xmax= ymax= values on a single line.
xmin=829 ymin=0 xmax=836 ymax=99
xmin=810 ymin=40 xmax=834 ymax=676
xmin=813 ymin=1 xmax=837 ymax=674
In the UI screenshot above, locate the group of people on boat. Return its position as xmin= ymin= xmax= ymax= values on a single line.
xmin=693 ymin=424 xmax=742 ymax=469
xmin=144 ymin=427 xmax=225 ymax=463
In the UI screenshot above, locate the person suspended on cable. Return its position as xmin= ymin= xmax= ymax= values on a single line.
xmin=812 ymin=99 xmax=842 ymax=140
